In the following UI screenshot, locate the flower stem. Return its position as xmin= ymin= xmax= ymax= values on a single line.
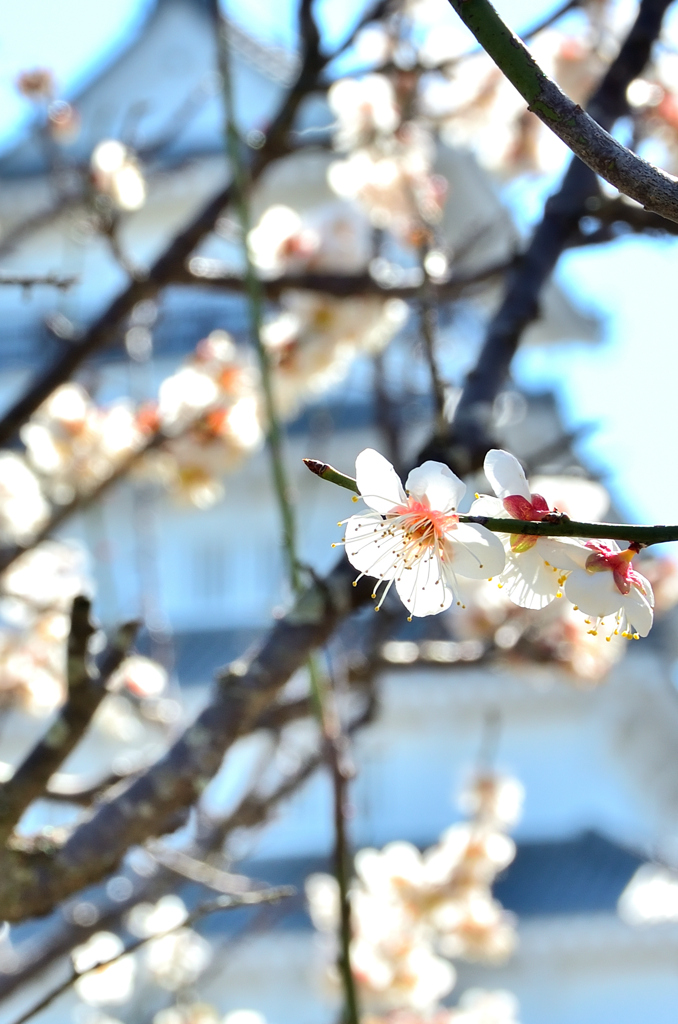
xmin=304 ymin=458 xmax=678 ymax=547
xmin=307 ymin=656 xmax=361 ymax=1024
xmin=212 ymin=15 xmax=360 ymax=1022
xmin=212 ymin=2 xmax=299 ymax=591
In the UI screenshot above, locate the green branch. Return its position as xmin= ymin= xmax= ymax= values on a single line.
xmin=303 ymin=458 xmax=678 ymax=546
xmin=445 ymin=0 xmax=678 ymax=225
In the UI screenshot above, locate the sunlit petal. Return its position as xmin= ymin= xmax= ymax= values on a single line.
xmin=405 ymin=461 xmax=465 ymax=513
xmin=484 ymin=449 xmax=530 ymax=501
xmin=356 ymin=448 xmax=406 ymax=513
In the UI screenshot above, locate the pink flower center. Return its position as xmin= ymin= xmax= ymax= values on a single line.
xmin=584 ymin=542 xmax=646 ymax=596
xmin=502 ymin=492 xmax=551 ymax=553
xmin=392 ymin=497 xmax=458 ymax=549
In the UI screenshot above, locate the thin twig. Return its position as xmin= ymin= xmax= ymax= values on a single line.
xmin=316 ymin=662 xmax=360 ymax=1024
xmin=0 ymin=272 xmax=77 ymax=290
xmin=418 ymin=247 xmax=447 ymax=435
xmin=212 ymin=1 xmax=300 ymax=589
xmin=10 ymin=886 xmax=294 ymax=1024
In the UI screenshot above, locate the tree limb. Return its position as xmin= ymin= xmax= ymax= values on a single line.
xmin=0 ymin=601 xmax=138 ymax=848
xmin=428 ymin=0 xmax=673 ymax=472
xmin=445 ymin=0 xmax=678 ymax=222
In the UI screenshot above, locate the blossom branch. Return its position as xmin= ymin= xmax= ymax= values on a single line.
xmin=0 ymin=600 xmax=139 ymax=848
xmin=11 ymin=885 xmax=294 ymax=1024
xmin=302 ymin=457 xmax=678 ymax=547
xmin=445 ymin=0 xmax=678 ymax=222
xmin=175 ymin=255 xmax=513 ymax=298
xmin=433 ymin=0 xmax=673 ymax=471
xmin=0 ymin=693 xmax=375 ymax=1003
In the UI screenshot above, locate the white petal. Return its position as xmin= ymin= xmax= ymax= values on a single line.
xmin=529 ymin=475 xmax=610 ymax=522
xmin=536 ymin=537 xmax=589 ymax=571
xmin=344 ymin=514 xmax=399 ymax=580
xmin=564 ymin=567 xmax=622 ymax=618
xmin=484 ymin=449 xmax=530 ymax=501
xmin=501 ymin=546 xmax=562 ymax=609
xmin=405 ymin=461 xmax=465 ymax=513
xmin=395 ymin=550 xmax=452 ymax=617
xmin=355 ymin=448 xmax=406 ymax=513
xmin=469 ymin=494 xmax=506 ymax=518
xmin=623 ymin=582 xmax=654 ymax=636
xmin=444 ymin=523 xmax=506 ymax=580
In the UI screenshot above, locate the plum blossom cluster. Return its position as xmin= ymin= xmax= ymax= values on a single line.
xmin=141 ymin=330 xmax=264 ymax=508
xmin=22 ymin=383 xmax=145 ymax=505
xmin=71 ymin=895 xmax=211 ymax=1013
xmin=336 ymin=2 xmax=678 ymax=185
xmin=341 ymin=449 xmax=655 ymax=642
xmin=306 ymin=771 xmax=522 ymax=1018
xmin=15 ymin=67 xmax=80 ymax=144
xmin=91 ymin=139 xmax=147 ymax=212
xmin=0 ymin=542 xmax=89 ymax=713
xmin=327 ymin=74 xmax=447 ymax=245
xmin=249 ymin=202 xmax=408 ymax=420
xmin=0 ymin=541 xmax=166 ymax=714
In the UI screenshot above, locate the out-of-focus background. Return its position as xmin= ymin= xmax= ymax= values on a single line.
xmin=1 ymin=2 xmax=678 ymax=1024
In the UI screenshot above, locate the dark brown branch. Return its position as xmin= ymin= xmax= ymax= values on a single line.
xmin=0 ymin=601 xmax=138 ymax=848
xmin=175 ymin=255 xmax=514 ymax=298
xmin=0 ymin=560 xmax=373 ymax=921
xmin=0 ymin=273 xmax=76 ymax=290
xmin=0 ymin=684 xmax=375 ymax=1006
xmin=425 ymin=0 xmax=673 ymax=473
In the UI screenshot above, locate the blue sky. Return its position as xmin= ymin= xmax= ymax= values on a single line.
xmin=0 ymin=0 xmax=676 ymax=526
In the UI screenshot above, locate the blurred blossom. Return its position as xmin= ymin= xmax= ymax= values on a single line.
xmin=158 ymin=367 xmax=220 ymax=433
xmin=0 ymin=453 xmax=49 ymax=544
xmin=145 ymin=927 xmax=212 ymax=990
xmin=458 ymin=775 xmax=524 ymax=829
xmin=110 ymin=656 xmax=168 ymax=698
xmin=328 ymin=75 xmax=400 ymax=152
xmin=127 ymin=895 xmax=188 ymax=938
xmin=91 ymin=140 xmax=146 ymax=211
xmin=16 ymin=68 xmax=54 ymax=99
xmin=72 ymin=932 xmax=124 ymax=973
xmin=22 ymin=384 xmax=144 ymax=503
xmin=262 ymin=295 xmax=407 ymax=420
xmin=450 ymin=989 xmax=521 ymax=1024
xmin=2 ymin=541 xmax=90 ymax=610
xmin=221 ymin=1013 xmax=268 ymax=1024
xmin=75 ymin=954 xmax=136 ymax=1006
xmin=307 ymin=771 xmax=520 ymax=1012
xmin=248 ymin=201 xmax=371 ymax=276
xmin=48 ymin=100 xmax=80 ymax=143
xmin=618 ymin=864 xmax=678 ymax=924
xmin=144 ymin=332 xmax=263 ymax=507
xmin=0 ymin=540 xmax=93 ymax=713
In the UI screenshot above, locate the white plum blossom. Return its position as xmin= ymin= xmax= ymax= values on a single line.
xmin=471 ymin=449 xmax=585 ymax=610
xmin=564 ymin=540 xmax=655 ymax=639
xmin=341 ymin=449 xmax=505 ymax=618
xmin=328 ymin=74 xmax=400 ymax=151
